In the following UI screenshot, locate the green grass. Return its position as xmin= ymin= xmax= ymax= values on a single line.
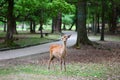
xmin=0 ymin=63 xmax=108 ymax=78
xmin=0 ymin=67 xmax=17 ymax=75
xmin=0 ymin=62 xmax=120 ymax=80
xmin=0 ymin=32 xmax=60 ymax=49
xmin=14 ymin=38 xmax=50 ymax=47
xmin=88 ymin=34 xmax=120 ymax=42
xmin=0 ymin=31 xmax=6 ymax=37
xmin=105 ymin=35 xmax=120 ymax=42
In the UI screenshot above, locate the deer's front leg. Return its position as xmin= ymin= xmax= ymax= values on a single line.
xmin=63 ymin=58 xmax=66 ymax=71
xmin=60 ymin=58 xmax=63 ymax=71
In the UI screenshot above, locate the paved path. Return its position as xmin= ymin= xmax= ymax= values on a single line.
xmin=0 ymin=31 xmax=77 ymax=60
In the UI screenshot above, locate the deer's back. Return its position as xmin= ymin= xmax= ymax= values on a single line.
xmin=49 ymin=44 xmax=64 ymax=58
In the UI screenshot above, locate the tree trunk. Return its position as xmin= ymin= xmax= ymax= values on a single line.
xmin=108 ymin=17 xmax=112 ymax=33
xmin=97 ymin=13 xmax=100 ymax=33
xmin=94 ymin=14 xmax=97 ymax=35
xmin=75 ymin=9 xmax=78 ymax=31
xmin=109 ymin=0 xmax=117 ymax=34
xmin=32 ymin=21 xmax=36 ymax=33
xmin=63 ymin=23 xmax=66 ymax=30
xmin=5 ymin=0 xmax=14 ymax=44
xmin=51 ymin=13 xmax=62 ymax=33
xmin=30 ymin=20 xmax=36 ymax=33
xmin=22 ymin=22 xmax=24 ymax=31
xmin=69 ymin=9 xmax=77 ymax=31
xmin=52 ymin=17 xmax=57 ymax=33
xmin=69 ymin=19 xmax=75 ymax=30
xmin=13 ymin=16 xmax=17 ymax=34
xmin=51 ymin=18 xmax=56 ymax=33
xmin=92 ymin=15 xmax=95 ymax=32
xmin=39 ymin=22 xmax=43 ymax=38
xmin=100 ymin=0 xmax=105 ymax=41
xmin=56 ymin=13 xmax=62 ymax=33
xmin=76 ymin=0 xmax=91 ymax=47
xmin=4 ymin=22 xmax=6 ymax=32
xmin=30 ymin=20 xmax=33 ymax=33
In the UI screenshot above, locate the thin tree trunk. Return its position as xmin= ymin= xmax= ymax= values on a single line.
xmin=97 ymin=13 xmax=100 ymax=33
xmin=110 ymin=0 xmax=117 ymax=33
xmin=13 ymin=16 xmax=17 ymax=34
xmin=4 ymin=22 xmax=6 ymax=32
xmin=69 ymin=20 xmax=75 ymax=30
xmin=69 ymin=9 xmax=77 ymax=31
xmin=92 ymin=15 xmax=95 ymax=32
xmin=32 ymin=21 xmax=36 ymax=33
xmin=75 ymin=9 xmax=78 ymax=31
xmin=63 ymin=23 xmax=66 ymax=30
xmin=22 ymin=22 xmax=24 ymax=31
xmin=39 ymin=22 xmax=43 ymax=38
xmin=100 ymin=0 xmax=105 ymax=41
xmin=30 ymin=20 xmax=33 ymax=33
xmin=51 ymin=17 xmax=56 ymax=33
xmin=51 ymin=18 xmax=54 ymax=33
xmin=94 ymin=14 xmax=97 ymax=35
xmin=69 ymin=17 xmax=77 ymax=31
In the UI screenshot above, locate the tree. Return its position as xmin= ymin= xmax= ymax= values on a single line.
xmin=109 ymin=0 xmax=118 ymax=33
xmin=86 ymin=0 xmax=102 ymax=34
xmin=52 ymin=13 xmax=62 ymax=33
xmin=5 ymin=0 xmax=14 ymax=45
xmin=100 ymin=0 xmax=105 ymax=41
xmin=76 ymin=0 xmax=91 ymax=48
xmin=48 ymin=0 xmax=75 ymax=33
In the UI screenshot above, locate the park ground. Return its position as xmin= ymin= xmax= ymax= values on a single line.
xmin=0 ymin=40 xmax=120 ymax=80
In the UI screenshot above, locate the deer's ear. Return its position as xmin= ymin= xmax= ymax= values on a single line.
xmin=68 ymin=34 xmax=71 ymax=38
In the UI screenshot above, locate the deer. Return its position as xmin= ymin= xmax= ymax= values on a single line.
xmin=48 ymin=34 xmax=71 ymax=71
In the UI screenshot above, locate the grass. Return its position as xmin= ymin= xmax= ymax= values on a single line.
xmin=0 ymin=62 xmax=117 ymax=80
xmin=0 ymin=67 xmax=17 ymax=75
xmin=0 ymin=32 xmax=60 ymax=50
xmin=14 ymin=34 xmax=60 ymax=47
xmin=88 ymin=34 xmax=120 ymax=42
xmin=0 ymin=31 xmax=5 ymax=37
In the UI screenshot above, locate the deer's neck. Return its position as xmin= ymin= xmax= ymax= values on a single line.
xmin=61 ymin=41 xmax=67 ymax=57
xmin=62 ymin=41 xmax=67 ymax=50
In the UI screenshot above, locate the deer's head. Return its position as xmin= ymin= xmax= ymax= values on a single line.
xmin=61 ymin=34 xmax=71 ymax=42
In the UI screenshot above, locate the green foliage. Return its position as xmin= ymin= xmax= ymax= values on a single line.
xmin=62 ymin=14 xmax=74 ymax=25
xmin=0 ymin=0 xmax=7 ymax=23
xmin=48 ymin=0 xmax=75 ymax=17
xmin=0 ymin=0 xmax=75 ymax=24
